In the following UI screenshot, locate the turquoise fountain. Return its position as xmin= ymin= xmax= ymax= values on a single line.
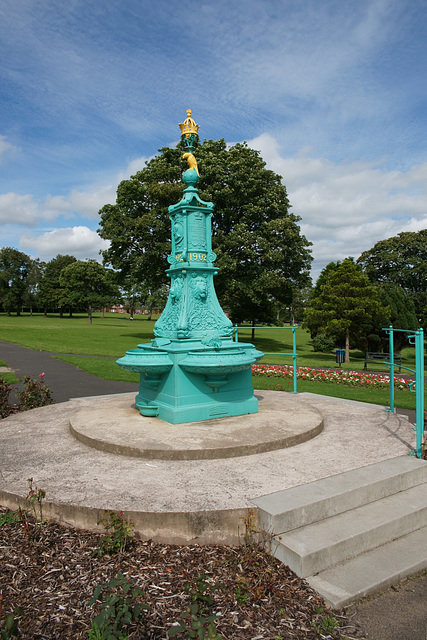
xmin=117 ymin=110 xmax=264 ymax=423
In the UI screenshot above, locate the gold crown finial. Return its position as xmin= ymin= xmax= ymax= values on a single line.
xmin=179 ymin=109 xmax=199 ymax=138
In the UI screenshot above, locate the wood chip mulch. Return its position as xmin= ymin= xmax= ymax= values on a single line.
xmin=0 ymin=507 xmax=365 ymax=639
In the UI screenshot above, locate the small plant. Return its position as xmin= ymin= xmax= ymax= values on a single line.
xmin=17 ymin=373 xmax=53 ymax=411
xmin=97 ymin=510 xmax=135 ymax=557
xmin=0 ymin=595 xmax=22 ymax=639
xmin=87 ymin=623 xmax=106 ymax=640
xmin=186 ymin=574 xmax=218 ymax=612
xmin=0 ymin=376 xmax=14 ymax=419
xmin=89 ymin=572 xmax=148 ymax=640
xmin=20 ymin=477 xmax=46 ymax=542
xmin=235 ymin=585 xmax=248 ymax=605
xmin=0 ymin=510 xmax=22 ymax=527
xmin=238 ymin=508 xmax=259 ymax=549
xmin=168 ymin=574 xmax=222 ymax=639
xmin=168 ymin=603 xmax=222 ymax=639
xmin=314 ymin=613 xmax=340 ymax=636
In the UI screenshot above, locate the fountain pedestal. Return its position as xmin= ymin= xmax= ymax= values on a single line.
xmin=117 ymin=110 xmax=263 ymax=423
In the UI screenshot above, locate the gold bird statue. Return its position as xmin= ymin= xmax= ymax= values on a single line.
xmin=182 ymin=152 xmax=200 ymax=176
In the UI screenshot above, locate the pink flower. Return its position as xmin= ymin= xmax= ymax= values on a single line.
xmin=39 ymin=373 xmax=45 ymax=378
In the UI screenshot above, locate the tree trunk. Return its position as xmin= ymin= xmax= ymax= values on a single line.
xmin=88 ymin=306 xmax=93 ymax=325
xmin=101 ymin=308 xmax=105 ymax=318
xmin=251 ymin=320 xmax=255 ymax=341
xmin=345 ymin=328 xmax=350 ymax=363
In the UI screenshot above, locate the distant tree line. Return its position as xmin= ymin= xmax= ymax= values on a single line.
xmin=303 ymin=230 xmax=427 ymax=362
xmin=0 ymin=250 xmax=166 ymax=325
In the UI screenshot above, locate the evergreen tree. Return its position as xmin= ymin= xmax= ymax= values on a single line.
xmin=304 ymin=258 xmax=387 ymax=362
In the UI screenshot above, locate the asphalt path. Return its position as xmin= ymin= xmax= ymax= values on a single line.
xmin=0 ymin=340 xmax=137 ymax=403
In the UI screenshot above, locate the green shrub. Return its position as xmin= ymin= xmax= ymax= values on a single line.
xmin=0 ymin=376 xmax=14 ymax=418
xmin=17 ymin=374 xmax=53 ymax=411
xmin=311 ymin=334 xmax=336 ymax=353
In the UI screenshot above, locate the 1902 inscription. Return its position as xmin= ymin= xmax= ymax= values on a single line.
xmin=175 ymin=253 xmax=207 ymax=262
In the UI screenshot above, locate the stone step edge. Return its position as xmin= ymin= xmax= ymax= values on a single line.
xmin=251 ymin=456 xmax=427 ymax=533
xmin=269 ymin=482 xmax=427 ymax=576
xmin=306 ymin=525 xmax=427 ymax=609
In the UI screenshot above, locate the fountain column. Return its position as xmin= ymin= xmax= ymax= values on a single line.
xmin=117 ymin=110 xmax=264 ymax=423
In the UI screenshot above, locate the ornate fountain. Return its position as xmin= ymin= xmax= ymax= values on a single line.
xmin=117 ymin=110 xmax=264 ymax=423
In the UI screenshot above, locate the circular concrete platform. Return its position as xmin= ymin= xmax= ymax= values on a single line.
xmin=69 ymin=392 xmax=324 ymax=460
xmin=0 ymin=391 xmax=416 ymax=545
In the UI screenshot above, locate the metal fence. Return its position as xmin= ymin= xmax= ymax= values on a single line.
xmin=233 ymin=325 xmax=298 ymax=393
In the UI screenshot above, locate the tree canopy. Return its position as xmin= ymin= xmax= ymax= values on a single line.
xmin=38 ymin=254 xmax=77 ymax=316
xmin=374 ymin=283 xmax=418 ymax=351
xmin=59 ymin=259 xmax=119 ymax=324
xmin=357 ymin=230 xmax=427 ymax=328
xmin=304 ymin=258 xmax=386 ymax=362
xmin=0 ymin=248 xmax=34 ymax=315
xmin=98 ymin=139 xmax=312 ymax=325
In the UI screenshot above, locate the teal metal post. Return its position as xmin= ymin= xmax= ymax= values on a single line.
xmin=233 ymin=325 xmax=299 ymax=392
xmin=383 ymin=326 xmax=425 ymax=458
xmin=388 ymin=325 xmax=395 ymax=414
xmin=413 ymin=328 xmax=424 ymax=458
xmin=292 ymin=326 xmax=297 ymax=394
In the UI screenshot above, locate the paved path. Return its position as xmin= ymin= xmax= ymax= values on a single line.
xmin=0 ymin=340 xmax=138 ymax=403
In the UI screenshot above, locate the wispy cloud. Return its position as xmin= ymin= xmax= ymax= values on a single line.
xmin=0 ymin=134 xmax=18 ymax=162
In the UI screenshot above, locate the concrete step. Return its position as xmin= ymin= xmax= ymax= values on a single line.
xmin=307 ymin=525 xmax=427 ymax=609
xmin=251 ymin=456 xmax=427 ymax=534
xmin=270 ymin=482 xmax=427 ymax=577
xmin=250 ymin=457 xmax=427 ymax=608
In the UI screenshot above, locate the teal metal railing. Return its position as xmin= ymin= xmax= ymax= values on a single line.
xmin=234 ymin=325 xmax=298 ymax=393
xmin=383 ymin=325 xmax=425 ymax=458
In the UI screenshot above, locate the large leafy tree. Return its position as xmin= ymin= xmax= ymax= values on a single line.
xmin=59 ymin=259 xmax=119 ymax=324
xmin=357 ymin=230 xmax=427 ymax=328
xmin=304 ymin=258 xmax=387 ymax=362
xmin=98 ymin=139 xmax=312 ymax=326
xmin=374 ymin=283 xmax=418 ymax=351
xmin=0 ymin=248 xmax=34 ymax=315
xmin=38 ymin=254 xmax=77 ymax=316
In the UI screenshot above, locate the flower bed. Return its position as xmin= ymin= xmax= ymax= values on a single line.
xmin=252 ymin=364 xmax=415 ymax=390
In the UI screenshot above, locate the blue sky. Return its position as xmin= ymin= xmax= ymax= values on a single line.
xmin=1 ymin=0 xmax=426 ymax=281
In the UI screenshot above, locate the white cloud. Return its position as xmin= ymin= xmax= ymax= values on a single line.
xmin=0 ymin=134 xmax=18 ymax=161
xmin=250 ymin=133 xmax=427 ymax=280
xmin=20 ymin=226 xmax=110 ymax=262
xmin=0 ymin=193 xmax=40 ymax=226
xmin=0 ymin=154 xmax=149 ymax=229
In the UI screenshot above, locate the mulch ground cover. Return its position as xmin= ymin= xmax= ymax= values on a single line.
xmin=0 ymin=507 xmax=366 ymax=640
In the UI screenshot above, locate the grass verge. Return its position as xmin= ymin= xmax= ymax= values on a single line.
xmin=252 ymin=376 xmax=420 ymax=410
xmin=55 ymin=355 xmax=422 ymax=411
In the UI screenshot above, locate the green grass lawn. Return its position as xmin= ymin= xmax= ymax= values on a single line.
xmin=1 ymin=312 xmax=425 ymax=410
xmin=0 ymin=372 xmax=19 ymax=384
xmin=0 ymin=312 xmax=157 ymax=356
